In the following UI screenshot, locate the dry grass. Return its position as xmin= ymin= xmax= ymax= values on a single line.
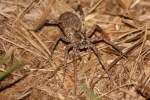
xmin=0 ymin=0 xmax=150 ymax=100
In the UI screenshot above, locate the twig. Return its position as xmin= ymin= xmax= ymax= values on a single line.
xmin=17 ymin=88 xmax=32 ymax=100
xmin=122 ymin=19 xmax=138 ymax=29
xmin=18 ymin=25 xmax=49 ymax=58
xmin=141 ymin=72 xmax=150 ymax=93
xmin=22 ymin=22 xmax=51 ymax=56
xmin=0 ymin=75 xmax=27 ymax=92
xmin=116 ymin=26 xmax=145 ymax=42
xmin=5 ymin=22 xmax=49 ymax=58
xmin=0 ymin=36 xmax=47 ymax=59
xmin=104 ymin=12 xmax=137 ymax=20
xmin=87 ymin=0 xmax=104 ymax=15
xmin=13 ymin=0 xmax=36 ymax=25
xmin=99 ymin=83 xmax=134 ymax=98
xmin=108 ymin=38 xmax=143 ymax=71
xmin=130 ymin=24 xmax=148 ymax=79
xmin=30 ymin=31 xmax=51 ymax=56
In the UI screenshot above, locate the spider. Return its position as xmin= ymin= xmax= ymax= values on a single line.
xmin=32 ymin=9 xmax=125 ymax=95
xmin=30 ymin=7 xmax=126 ymax=96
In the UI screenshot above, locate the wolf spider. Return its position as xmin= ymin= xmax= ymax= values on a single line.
xmin=35 ymin=9 xmax=125 ymax=95
xmin=31 ymin=6 xmax=124 ymax=95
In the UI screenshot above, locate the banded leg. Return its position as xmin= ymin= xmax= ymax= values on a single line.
xmin=72 ymin=47 xmax=79 ymax=97
xmin=63 ymin=44 xmax=73 ymax=82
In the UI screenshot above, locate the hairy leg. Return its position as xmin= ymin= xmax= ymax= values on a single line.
xmin=89 ymin=44 xmax=113 ymax=82
xmin=87 ymin=24 xmax=126 ymax=58
xmin=91 ymin=38 xmax=126 ymax=58
xmin=50 ymin=35 xmax=70 ymax=58
xmin=63 ymin=44 xmax=73 ymax=82
xmin=72 ymin=47 xmax=79 ymax=97
xmin=102 ymin=39 xmax=126 ymax=57
xmin=29 ymin=19 xmax=59 ymax=31
xmin=91 ymin=44 xmax=119 ymax=86
xmin=87 ymin=24 xmax=103 ymax=38
xmin=89 ymin=44 xmax=106 ymax=71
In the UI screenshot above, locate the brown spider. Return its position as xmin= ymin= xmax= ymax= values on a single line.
xmin=40 ymin=11 xmax=125 ymax=78
xmin=31 ymin=7 xmax=124 ymax=96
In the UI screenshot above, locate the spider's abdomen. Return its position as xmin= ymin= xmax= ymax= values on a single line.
xmin=58 ymin=12 xmax=81 ymax=32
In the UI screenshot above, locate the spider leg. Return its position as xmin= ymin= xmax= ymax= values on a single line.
xmin=89 ymin=44 xmax=106 ymax=71
xmin=50 ymin=35 xmax=70 ymax=58
xmin=87 ymin=24 xmax=103 ymax=38
xmin=88 ymin=40 xmax=118 ymax=85
xmin=91 ymin=38 xmax=127 ymax=58
xmin=72 ymin=47 xmax=79 ymax=96
xmin=46 ymin=19 xmax=59 ymax=25
xmin=89 ymin=44 xmax=112 ymax=81
xmin=102 ymin=39 xmax=126 ymax=57
xmin=87 ymin=47 xmax=93 ymax=60
xmin=63 ymin=44 xmax=73 ymax=82
xmin=75 ymin=4 xmax=84 ymax=17
xmin=72 ymin=2 xmax=85 ymax=20
xmin=87 ymin=24 xmax=126 ymax=58
xmin=29 ymin=19 xmax=59 ymax=31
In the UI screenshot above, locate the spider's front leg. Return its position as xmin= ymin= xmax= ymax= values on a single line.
xmin=87 ymin=24 xmax=103 ymax=38
xmin=50 ymin=35 xmax=70 ymax=58
xmin=28 ymin=19 xmax=59 ymax=31
xmin=72 ymin=46 xmax=80 ymax=96
xmin=63 ymin=43 xmax=80 ymax=95
xmin=63 ymin=44 xmax=73 ymax=82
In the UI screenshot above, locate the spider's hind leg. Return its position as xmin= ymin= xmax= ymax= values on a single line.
xmin=89 ymin=44 xmax=107 ymax=72
xmin=89 ymin=44 xmax=114 ymax=82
